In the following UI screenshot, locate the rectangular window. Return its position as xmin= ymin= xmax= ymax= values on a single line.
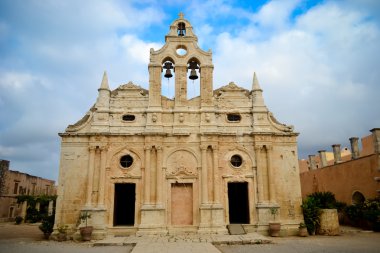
xmin=13 ymin=182 xmax=19 ymax=194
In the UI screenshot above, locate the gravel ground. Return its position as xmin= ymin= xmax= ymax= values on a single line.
xmin=1 ymin=222 xmax=379 ymax=253
xmin=216 ymin=232 xmax=380 ymax=253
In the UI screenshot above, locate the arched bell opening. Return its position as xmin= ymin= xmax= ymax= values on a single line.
xmin=177 ymin=22 xmax=186 ymax=37
xmin=161 ymin=58 xmax=175 ymax=99
xmin=187 ymin=58 xmax=200 ymax=99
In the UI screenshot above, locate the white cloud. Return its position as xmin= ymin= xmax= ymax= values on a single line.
xmin=251 ymin=0 xmax=301 ymax=29
xmin=212 ymin=0 xmax=380 ymax=155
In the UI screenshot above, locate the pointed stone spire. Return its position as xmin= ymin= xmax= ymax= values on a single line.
xmin=251 ymin=72 xmax=267 ymax=111
xmin=99 ymin=71 xmax=110 ymax=91
xmin=252 ymin=72 xmax=262 ymax=91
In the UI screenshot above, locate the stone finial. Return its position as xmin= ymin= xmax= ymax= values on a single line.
xmin=252 ymin=72 xmax=262 ymax=91
xmin=179 ymin=12 xmax=184 ymax=19
xmin=99 ymin=71 xmax=110 ymax=91
xmin=318 ymin=150 xmax=327 ymax=167
xmin=349 ymin=137 xmax=360 ymax=159
xmin=251 ymin=72 xmax=267 ymax=110
xmin=332 ymin=144 xmax=342 ymax=164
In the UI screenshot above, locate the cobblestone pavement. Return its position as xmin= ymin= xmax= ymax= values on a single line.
xmin=1 ymin=222 xmax=379 ymax=253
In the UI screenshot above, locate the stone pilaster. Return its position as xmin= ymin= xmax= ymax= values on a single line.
xmin=255 ymin=146 xmax=264 ymax=203
xmin=97 ymin=145 xmax=108 ymax=207
xmin=85 ymin=146 xmax=96 ymax=207
xmin=200 ymin=145 xmax=209 ymax=204
xmin=156 ymin=146 xmax=163 ymax=205
xmin=143 ymin=146 xmax=152 ymax=205
xmin=266 ymin=146 xmax=276 ymax=203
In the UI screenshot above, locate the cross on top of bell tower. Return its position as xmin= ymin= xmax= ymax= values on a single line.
xmin=179 ymin=12 xmax=184 ymax=19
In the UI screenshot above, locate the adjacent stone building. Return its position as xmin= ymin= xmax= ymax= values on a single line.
xmin=300 ymin=129 xmax=380 ymax=204
xmin=55 ymin=14 xmax=303 ymax=238
xmin=0 ymin=159 xmax=56 ymax=222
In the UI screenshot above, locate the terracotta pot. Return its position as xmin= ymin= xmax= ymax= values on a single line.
xmin=80 ymin=226 xmax=93 ymax=241
xmin=299 ymin=227 xmax=308 ymax=237
xmin=57 ymin=233 xmax=66 ymax=242
xmin=269 ymin=222 xmax=281 ymax=237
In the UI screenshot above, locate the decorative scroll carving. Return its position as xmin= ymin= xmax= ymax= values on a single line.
xmin=166 ymin=165 xmax=197 ymax=176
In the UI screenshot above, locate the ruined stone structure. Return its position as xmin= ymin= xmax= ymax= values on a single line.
xmin=300 ymin=128 xmax=380 ymax=204
xmin=55 ymin=14 xmax=303 ymax=239
xmin=0 ymin=159 xmax=56 ymax=222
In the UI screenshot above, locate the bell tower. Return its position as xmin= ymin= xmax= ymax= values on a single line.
xmin=145 ymin=13 xmax=215 ymax=134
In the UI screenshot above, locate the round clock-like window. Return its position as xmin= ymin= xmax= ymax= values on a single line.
xmin=120 ymin=155 xmax=133 ymax=168
xmin=176 ymin=47 xmax=187 ymax=56
xmin=230 ymin=154 xmax=243 ymax=168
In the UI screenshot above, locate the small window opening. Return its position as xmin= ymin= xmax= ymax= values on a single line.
xmin=177 ymin=22 xmax=186 ymax=36
xmin=227 ymin=114 xmax=241 ymax=122
xmin=230 ymin=155 xmax=243 ymax=167
xmin=120 ymin=155 xmax=134 ymax=168
xmin=122 ymin=115 xmax=135 ymax=121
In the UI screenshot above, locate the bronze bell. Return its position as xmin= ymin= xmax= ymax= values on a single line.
xmin=189 ymin=69 xmax=198 ymax=80
xmin=164 ymin=69 xmax=173 ymax=78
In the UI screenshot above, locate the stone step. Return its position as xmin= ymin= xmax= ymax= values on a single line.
xmin=227 ymin=224 xmax=246 ymax=235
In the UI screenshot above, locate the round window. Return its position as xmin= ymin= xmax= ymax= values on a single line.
xmin=176 ymin=47 xmax=187 ymax=56
xmin=230 ymin=155 xmax=243 ymax=167
xmin=120 ymin=155 xmax=133 ymax=168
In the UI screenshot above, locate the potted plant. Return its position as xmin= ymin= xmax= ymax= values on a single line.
xmin=299 ymin=222 xmax=308 ymax=237
xmin=79 ymin=211 xmax=93 ymax=241
xmin=15 ymin=216 xmax=23 ymax=225
xmin=39 ymin=215 xmax=54 ymax=239
xmin=57 ymin=224 xmax=68 ymax=241
xmin=268 ymin=207 xmax=281 ymax=237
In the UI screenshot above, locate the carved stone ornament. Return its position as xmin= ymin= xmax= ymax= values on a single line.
xmin=167 ymin=164 xmax=197 ymax=176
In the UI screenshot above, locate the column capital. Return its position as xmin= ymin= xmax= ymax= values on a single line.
xmin=89 ymin=146 xmax=97 ymax=151
xmin=99 ymin=145 xmax=109 ymax=151
xmin=144 ymin=145 xmax=152 ymax=151
xmin=156 ymin=145 xmax=163 ymax=151
xmin=200 ymin=144 xmax=208 ymax=151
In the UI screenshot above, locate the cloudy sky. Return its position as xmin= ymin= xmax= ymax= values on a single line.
xmin=0 ymin=0 xmax=379 ymax=182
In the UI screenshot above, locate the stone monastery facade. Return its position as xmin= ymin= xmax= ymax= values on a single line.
xmin=56 ymin=14 xmax=303 ymax=239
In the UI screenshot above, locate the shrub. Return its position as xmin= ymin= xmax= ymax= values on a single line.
xmin=15 ymin=216 xmax=23 ymax=225
xmin=39 ymin=214 xmax=54 ymax=234
xmin=302 ymin=197 xmax=320 ymax=235
xmin=308 ymin=191 xmax=337 ymax=209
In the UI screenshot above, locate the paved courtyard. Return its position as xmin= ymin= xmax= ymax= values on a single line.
xmin=0 ymin=222 xmax=379 ymax=253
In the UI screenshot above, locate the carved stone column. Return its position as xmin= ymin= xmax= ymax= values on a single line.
xmin=200 ymin=145 xmax=208 ymax=204
xmin=266 ymin=145 xmax=276 ymax=203
xmin=97 ymin=146 xmax=108 ymax=207
xmin=156 ymin=146 xmax=163 ymax=205
xmin=254 ymin=146 xmax=264 ymax=203
xmin=212 ymin=145 xmax=220 ymax=204
xmin=144 ymin=146 xmax=152 ymax=205
xmin=86 ymin=146 xmax=96 ymax=207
